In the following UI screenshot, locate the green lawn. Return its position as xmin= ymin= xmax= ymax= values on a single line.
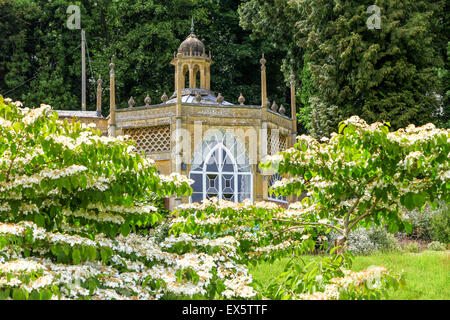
xmin=249 ymin=250 xmax=450 ymax=300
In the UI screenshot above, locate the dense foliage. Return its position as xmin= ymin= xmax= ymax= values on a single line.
xmin=0 ymin=0 xmax=288 ymax=111
xmin=239 ymin=0 xmax=449 ymax=135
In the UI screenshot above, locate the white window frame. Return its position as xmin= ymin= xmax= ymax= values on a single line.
xmin=190 ymin=142 xmax=253 ymax=203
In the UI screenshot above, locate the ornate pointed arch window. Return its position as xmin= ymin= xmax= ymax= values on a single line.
xmin=268 ymin=173 xmax=287 ymax=203
xmin=190 ymin=130 xmax=252 ymax=203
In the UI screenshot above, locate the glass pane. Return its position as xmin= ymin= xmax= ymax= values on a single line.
xmin=222 ymin=174 xmax=234 ymax=194
xmin=223 ymin=193 xmax=234 ymax=201
xmin=206 ymin=174 xmax=218 ymax=194
xmin=205 ymin=149 xmax=219 ymax=172
xmin=238 ymin=174 xmax=251 ymax=201
xmin=189 ymin=173 xmax=203 ymax=193
xmin=191 ymin=193 xmax=203 ymax=203
xmin=222 ymin=149 xmax=235 ymax=172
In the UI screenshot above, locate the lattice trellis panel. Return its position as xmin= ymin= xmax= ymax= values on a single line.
xmin=124 ymin=125 xmax=171 ymax=154
xmin=268 ymin=129 xmax=288 ymax=155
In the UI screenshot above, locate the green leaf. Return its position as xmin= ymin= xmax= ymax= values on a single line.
xmin=413 ymin=192 xmax=426 ymax=208
xmin=0 ymin=289 xmax=10 ymax=300
xmin=40 ymin=289 xmax=53 ymax=300
xmin=100 ymin=248 xmax=109 ymax=264
xmin=30 ymin=290 xmax=41 ymax=300
xmin=72 ymin=248 xmax=81 ymax=264
xmin=404 ymin=221 xmax=412 ymax=234
xmin=34 ymin=214 xmax=45 ymax=227
xmin=404 ymin=193 xmax=415 ymax=211
xmin=12 ymin=288 xmax=27 ymax=300
xmin=120 ymin=223 xmax=131 ymax=237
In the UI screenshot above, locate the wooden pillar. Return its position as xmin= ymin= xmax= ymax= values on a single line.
xmin=200 ymin=65 xmax=206 ymax=89
xmin=174 ymin=68 xmax=178 ymax=92
xmin=176 ymin=54 xmax=183 ymax=112
xmin=175 ymin=53 xmax=184 ymax=208
xmin=260 ymin=54 xmax=267 ymax=108
xmin=109 ymin=58 xmax=116 ymax=137
xmin=189 ymin=65 xmax=195 ymax=88
xmin=96 ymin=75 xmax=102 ymax=117
xmin=81 ymin=29 xmax=86 ymax=111
xmin=290 ymin=74 xmax=297 ymax=146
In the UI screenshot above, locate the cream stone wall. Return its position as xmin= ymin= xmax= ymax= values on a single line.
xmin=120 ymin=103 xmax=294 ymax=208
xmin=61 ymin=102 xmax=295 ymax=209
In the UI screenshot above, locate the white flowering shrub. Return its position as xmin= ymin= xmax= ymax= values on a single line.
xmin=172 ymin=116 xmax=448 ymax=299
xmin=0 ymin=96 xmax=258 ymax=300
xmin=328 ymin=227 xmax=400 ymax=255
xmin=342 ymin=229 xmax=378 ymax=256
xmin=427 ymin=241 xmax=446 ymax=251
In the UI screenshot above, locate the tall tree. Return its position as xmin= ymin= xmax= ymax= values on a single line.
xmin=295 ymin=0 xmax=446 ymax=136
xmin=0 ymin=0 xmax=286 ymax=112
xmin=238 ymin=0 xmax=448 ymax=137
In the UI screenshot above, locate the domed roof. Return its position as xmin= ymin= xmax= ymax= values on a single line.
xmin=178 ymin=33 xmax=206 ymax=56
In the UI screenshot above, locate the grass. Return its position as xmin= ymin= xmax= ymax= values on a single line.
xmin=249 ymin=250 xmax=450 ymax=300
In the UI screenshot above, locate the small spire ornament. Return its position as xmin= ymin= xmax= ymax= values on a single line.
xmin=260 ymin=53 xmax=266 ymax=67
xmin=128 ymin=96 xmax=135 ymax=108
xmin=109 ymin=57 xmax=115 ymax=73
xmin=144 ymin=94 xmax=151 ymax=107
xmin=161 ymin=92 xmax=168 ymax=103
xmin=195 ymin=91 xmax=202 ymax=103
xmin=266 ymin=99 xmax=271 ymax=108
xmin=216 ymin=93 xmax=224 ymax=104
xmin=238 ymin=93 xmax=245 ymax=105
xmin=271 ymin=101 xmax=278 ymax=112
xmin=279 ymin=104 xmax=286 ymax=114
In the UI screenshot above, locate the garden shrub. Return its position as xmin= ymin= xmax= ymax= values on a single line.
xmin=408 ymin=206 xmax=434 ymax=240
xmin=407 ymin=202 xmax=449 ymax=241
xmin=430 ymin=205 xmax=450 ymax=244
xmin=347 ymin=228 xmax=378 ymax=255
xmin=329 ymin=226 xmax=400 ymax=255
xmin=368 ymin=228 xmax=400 ymax=252
xmin=427 ymin=241 xmax=446 ymax=251
xmin=404 ymin=242 xmax=420 ymax=253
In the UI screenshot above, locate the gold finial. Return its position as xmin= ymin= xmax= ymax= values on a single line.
xmin=238 ymin=93 xmax=245 ymax=105
xmin=216 ymin=93 xmax=224 ymax=104
xmin=109 ymin=57 xmax=115 ymax=73
xmin=271 ymin=101 xmax=278 ymax=112
xmin=290 ymin=73 xmax=295 ymax=86
xmin=195 ymin=91 xmax=202 ymax=103
xmin=144 ymin=93 xmax=151 ymax=107
xmin=128 ymin=96 xmax=135 ymax=108
xmin=161 ymin=92 xmax=168 ymax=103
xmin=260 ymin=53 xmax=266 ymax=66
xmin=191 ymin=16 xmax=195 ymax=34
